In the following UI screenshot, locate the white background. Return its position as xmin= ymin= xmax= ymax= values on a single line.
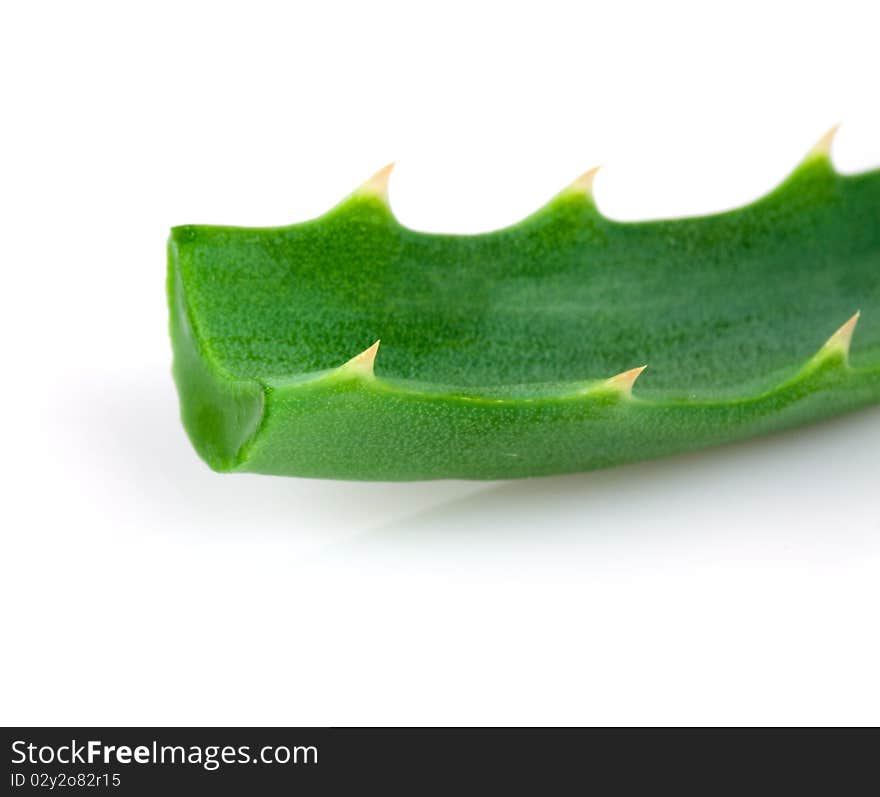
xmin=1 ymin=0 xmax=878 ymax=725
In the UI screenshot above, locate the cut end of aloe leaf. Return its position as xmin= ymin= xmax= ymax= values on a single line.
xmin=168 ymin=134 xmax=880 ymax=480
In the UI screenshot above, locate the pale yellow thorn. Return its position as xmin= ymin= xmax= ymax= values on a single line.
xmin=605 ymin=364 xmax=647 ymax=397
xmin=356 ymin=162 xmax=395 ymax=203
xmin=567 ymin=165 xmax=602 ymax=196
xmin=821 ymin=311 xmax=860 ymax=359
xmin=341 ymin=340 xmax=381 ymax=378
xmin=807 ymin=124 xmax=840 ymax=160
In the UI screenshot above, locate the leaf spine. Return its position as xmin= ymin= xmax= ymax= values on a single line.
xmin=355 ymin=163 xmax=395 ymax=204
xmin=820 ymin=311 xmax=860 ymax=362
xmin=605 ymin=365 xmax=647 ymax=397
xmin=566 ymin=165 xmax=602 ymax=197
xmin=806 ymin=124 xmax=840 ymax=161
xmin=339 ymin=340 xmax=381 ymax=379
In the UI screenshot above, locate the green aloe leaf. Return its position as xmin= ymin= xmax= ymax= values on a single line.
xmin=168 ymin=131 xmax=880 ymax=480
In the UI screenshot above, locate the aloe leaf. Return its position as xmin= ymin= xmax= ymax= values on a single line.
xmin=168 ymin=131 xmax=880 ymax=479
